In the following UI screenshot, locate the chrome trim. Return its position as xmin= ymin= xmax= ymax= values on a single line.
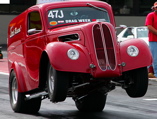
xmin=102 ymin=23 xmax=116 ymax=70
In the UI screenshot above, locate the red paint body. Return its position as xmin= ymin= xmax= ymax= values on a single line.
xmin=7 ymin=1 xmax=152 ymax=93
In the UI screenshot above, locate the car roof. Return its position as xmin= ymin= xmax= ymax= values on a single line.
xmin=29 ymin=1 xmax=111 ymax=10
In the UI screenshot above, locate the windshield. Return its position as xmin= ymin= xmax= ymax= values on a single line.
xmin=137 ymin=28 xmax=148 ymax=38
xmin=47 ymin=7 xmax=110 ymax=27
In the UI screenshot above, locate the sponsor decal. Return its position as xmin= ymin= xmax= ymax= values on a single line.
xmin=92 ymin=19 xmax=106 ymax=22
xmin=58 ymin=20 xmax=64 ymax=23
xmin=65 ymin=19 xmax=77 ymax=23
xmin=50 ymin=21 xmax=57 ymax=25
xmin=10 ymin=25 xmax=22 ymax=38
xmin=92 ymin=19 xmax=97 ymax=21
xmin=78 ymin=19 xmax=91 ymax=22
xmin=49 ymin=19 xmax=92 ymax=26
xmin=65 ymin=19 xmax=91 ymax=23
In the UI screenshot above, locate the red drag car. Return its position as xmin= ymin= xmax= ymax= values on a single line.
xmin=7 ymin=0 xmax=152 ymax=113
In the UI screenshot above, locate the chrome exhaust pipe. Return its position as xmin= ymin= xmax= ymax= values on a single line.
xmin=25 ymin=91 xmax=48 ymax=100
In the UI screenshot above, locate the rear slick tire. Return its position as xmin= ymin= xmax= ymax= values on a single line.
xmin=9 ymin=71 xmax=41 ymax=113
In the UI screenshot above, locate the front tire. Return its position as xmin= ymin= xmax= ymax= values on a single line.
xmin=47 ymin=63 xmax=69 ymax=102
xmin=75 ymin=92 xmax=107 ymax=112
xmin=125 ymin=67 xmax=148 ymax=97
xmin=9 ymin=71 xmax=41 ymax=113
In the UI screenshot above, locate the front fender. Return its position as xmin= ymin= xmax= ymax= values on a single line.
xmin=120 ymin=39 xmax=152 ymax=72
xmin=45 ymin=42 xmax=91 ymax=73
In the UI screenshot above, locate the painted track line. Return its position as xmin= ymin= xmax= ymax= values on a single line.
xmin=0 ymin=72 xmax=9 ymax=75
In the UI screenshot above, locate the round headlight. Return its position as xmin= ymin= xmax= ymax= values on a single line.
xmin=67 ymin=49 xmax=79 ymax=60
xmin=127 ymin=45 xmax=139 ymax=57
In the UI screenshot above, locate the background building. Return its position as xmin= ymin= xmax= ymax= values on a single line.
xmin=0 ymin=0 xmax=154 ymax=44
xmin=0 ymin=0 xmax=153 ymax=16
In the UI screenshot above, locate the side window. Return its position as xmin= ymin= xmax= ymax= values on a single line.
xmin=28 ymin=11 xmax=42 ymax=35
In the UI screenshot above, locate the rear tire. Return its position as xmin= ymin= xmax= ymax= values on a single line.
xmin=75 ymin=92 xmax=107 ymax=112
xmin=125 ymin=67 xmax=148 ymax=97
xmin=9 ymin=71 xmax=41 ymax=113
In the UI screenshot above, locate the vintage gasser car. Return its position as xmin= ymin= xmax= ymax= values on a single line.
xmin=7 ymin=0 xmax=152 ymax=113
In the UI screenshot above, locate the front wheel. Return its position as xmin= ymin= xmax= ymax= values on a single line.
xmin=75 ymin=92 xmax=107 ymax=112
xmin=125 ymin=67 xmax=148 ymax=97
xmin=9 ymin=71 xmax=41 ymax=113
xmin=47 ymin=63 xmax=69 ymax=102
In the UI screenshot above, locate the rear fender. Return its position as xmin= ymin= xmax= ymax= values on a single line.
xmin=119 ymin=39 xmax=152 ymax=72
xmin=9 ymin=62 xmax=27 ymax=92
xmin=45 ymin=42 xmax=91 ymax=73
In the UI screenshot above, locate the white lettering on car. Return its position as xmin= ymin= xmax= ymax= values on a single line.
xmin=65 ymin=19 xmax=91 ymax=23
xmin=48 ymin=10 xmax=64 ymax=18
xmin=78 ymin=19 xmax=91 ymax=22
xmin=10 ymin=25 xmax=22 ymax=38
xmin=65 ymin=19 xmax=77 ymax=23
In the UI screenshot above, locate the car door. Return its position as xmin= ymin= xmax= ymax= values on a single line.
xmin=23 ymin=10 xmax=46 ymax=90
